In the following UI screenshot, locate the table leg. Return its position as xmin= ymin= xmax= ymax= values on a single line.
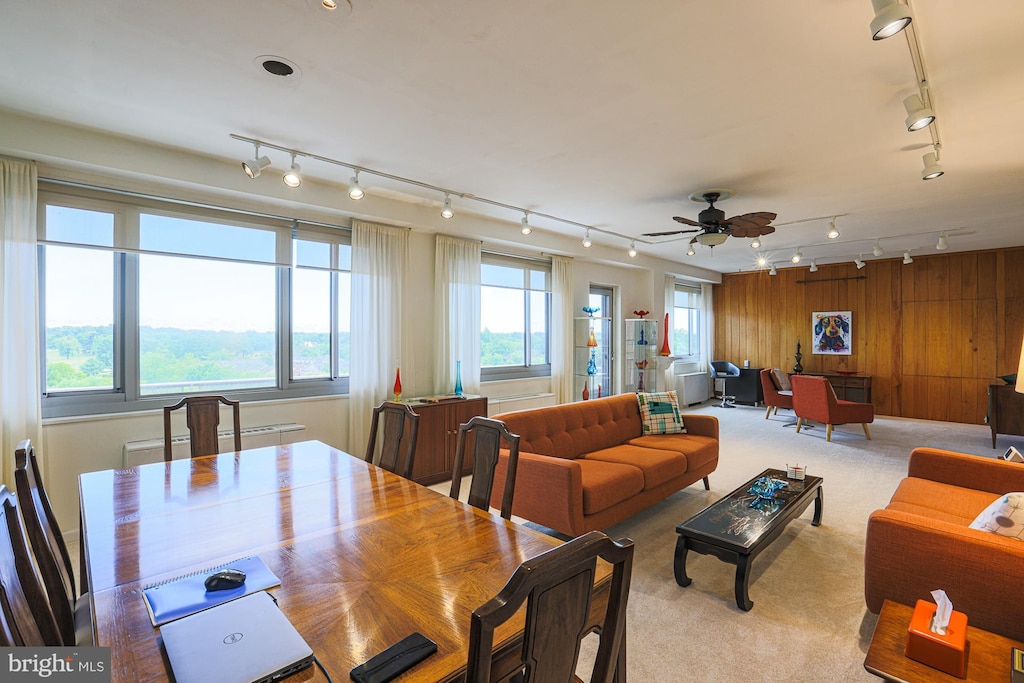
xmin=673 ymin=536 xmax=692 ymax=587
xmin=734 ymin=554 xmax=754 ymax=611
xmin=812 ymin=487 xmax=824 ymax=527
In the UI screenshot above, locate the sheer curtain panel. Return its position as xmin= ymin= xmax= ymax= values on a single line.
xmin=348 ymin=220 xmax=408 ymax=457
xmin=0 ymin=159 xmax=40 ymax=486
xmin=433 ymin=235 xmax=481 ymax=395
xmin=551 ymin=256 xmax=574 ymax=404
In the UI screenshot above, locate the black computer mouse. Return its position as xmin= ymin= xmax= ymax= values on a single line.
xmin=204 ymin=568 xmax=247 ymax=592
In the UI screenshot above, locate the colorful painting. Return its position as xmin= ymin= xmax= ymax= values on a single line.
xmin=812 ymin=311 xmax=852 ymax=355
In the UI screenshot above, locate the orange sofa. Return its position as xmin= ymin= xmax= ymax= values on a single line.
xmin=865 ymin=447 xmax=1024 ymax=641
xmin=490 ymin=394 xmax=719 ymax=538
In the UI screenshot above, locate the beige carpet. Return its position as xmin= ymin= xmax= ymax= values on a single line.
xmin=565 ymin=402 xmax=1020 ymax=682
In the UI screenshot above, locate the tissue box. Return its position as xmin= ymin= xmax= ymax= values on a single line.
xmin=905 ymin=599 xmax=968 ymax=678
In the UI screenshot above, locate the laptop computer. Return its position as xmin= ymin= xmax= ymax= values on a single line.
xmin=160 ymin=591 xmax=314 ymax=683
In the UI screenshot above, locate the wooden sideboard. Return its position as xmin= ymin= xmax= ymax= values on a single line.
xmin=988 ymin=383 xmax=1024 ymax=448
xmin=823 ymin=374 xmax=872 ymax=403
xmin=405 ymin=395 xmax=488 ymax=485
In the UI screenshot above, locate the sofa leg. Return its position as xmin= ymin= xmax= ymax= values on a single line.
xmin=826 ymin=424 xmax=833 ymax=442
xmin=702 ymin=476 xmax=710 ymax=491
xmin=863 ymin=423 xmax=872 ymax=440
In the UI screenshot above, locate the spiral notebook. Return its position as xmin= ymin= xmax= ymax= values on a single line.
xmin=143 ymin=555 xmax=280 ymax=626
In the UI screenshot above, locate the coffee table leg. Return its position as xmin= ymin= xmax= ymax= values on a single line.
xmin=812 ymin=487 xmax=824 ymax=527
xmin=735 ymin=554 xmax=754 ymax=611
xmin=673 ymin=536 xmax=692 ymax=587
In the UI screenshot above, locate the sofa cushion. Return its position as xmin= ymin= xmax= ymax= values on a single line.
xmin=585 ymin=444 xmax=686 ymax=490
xmin=627 ymin=434 xmax=719 ymax=473
xmin=888 ymin=477 xmax=1001 ymax=525
xmin=636 ymin=391 xmax=685 ymax=434
xmin=576 ymin=459 xmax=645 ymax=515
xmin=969 ymin=492 xmax=1024 ymax=540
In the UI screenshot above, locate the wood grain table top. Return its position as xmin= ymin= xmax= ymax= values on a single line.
xmin=80 ymin=440 xmax=592 ymax=682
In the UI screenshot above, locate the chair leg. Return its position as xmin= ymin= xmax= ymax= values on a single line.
xmin=795 ymin=418 xmax=803 ymax=433
xmin=773 ymin=406 xmax=779 ymax=416
xmin=702 ymin=476 xmax=710 ymax=491
xmin=764 ymin=405 xmax=772 ymax=419
xmin=863 ymin=423 xmax=872 ymax=440
xmin=826 ymin=424 xmax=833 ymax=442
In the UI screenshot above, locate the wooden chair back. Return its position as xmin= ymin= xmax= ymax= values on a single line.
xmin=364 ymin=401 xmax=420 ymax=479
xmin=0 ymin=485 xmax=62 ymax=646
xmin=449 ymin=417 xmax=520 ymax=520
xmin=163 ymin=395 xmax=242 ymax=461
xmin=15 ymin=440 xmax=78 ymax=645
xmin=466 ymin=531 xmax=635 ymax=683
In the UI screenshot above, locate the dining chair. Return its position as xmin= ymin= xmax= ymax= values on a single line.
xmin=449 ymin=417 xmax=520 ymax=520
xmin=466 ymin=530 xmax=635 ymax=683
xmin=163 ymin=395 xmax=242 ymax=461
xmin=760 ymin=368 xmax=794 ymax=419
xmin=15 ymin=440 xmax=92 ymax=646
xmin=364 ymin=401 xmax=420 ymax=479
xmin=791 ymin=374 xmax=874 ymax=442
xmin=0 ymin=485 xmax=63 ymax=647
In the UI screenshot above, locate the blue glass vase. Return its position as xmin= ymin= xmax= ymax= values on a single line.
xmin=454 ymin=360 xmax=463 ymax=396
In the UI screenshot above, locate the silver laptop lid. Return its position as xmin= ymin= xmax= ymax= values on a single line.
xmin=161 ymin=591 xmax=313 ymax=683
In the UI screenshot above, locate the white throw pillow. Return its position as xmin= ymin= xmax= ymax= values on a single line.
xmin=969 ymin=492 xmax=1024 ymax=540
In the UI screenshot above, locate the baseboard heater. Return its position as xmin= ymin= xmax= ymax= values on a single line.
xmin=676 ymin=372 xmax=710 ymax=406
xmin=123 ymin=423 xmax=306 ymax=467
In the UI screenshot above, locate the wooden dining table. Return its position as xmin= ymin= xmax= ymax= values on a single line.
xmin=79 ymin=440 xmax=611 ymax=682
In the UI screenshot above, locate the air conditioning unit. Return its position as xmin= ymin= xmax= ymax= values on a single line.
xmin=123 ymin=423 xmax=306 ymax=467
xmin=675 ymin=372 xmax=710 ymax=406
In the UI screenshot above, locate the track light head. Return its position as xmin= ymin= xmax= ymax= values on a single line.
xmin=922 ymin=151 xmax=944 ymax=180
xmin=826 ymin=218 xmax=840 ymax=240
xmin=903 ymin=93 xmax=935 ymax=131
xmin=628 ymin=240 xmax=637 ymax=258
xmin=322 ymin=0 xmax=338 ymax=7
xmin=791 ymin=250 xmax=802 ymax=264
xmin=873 ymin=241 xmax=884 ymax=257
xmin=870 ymin=0 xmax=912 ymax=40
xmin=936 ymin=231 xmax=948 ymax=250
xmin=440 ymin=193 xmax=454 ymax=219
xmin=582 ymin=228 xmax=592 ymax=248
xmin=750 ymin=237 xmax=761 ymax=249
xmin=855 ymin=257 xmax=866 ymax=270
xmin=903 ymin=251 xmax=914 ymax=264
xmin=283 ymin=154 xmax=302 ymax=188
xmin=809 ymin=260 xmax=818 ymax=273
xmin=686 ymin=239 xmax=696 ymax=257
xmin=348 ymin=170 xmax=364 ymax=200
xmin=769 ymin=264 xmax=777 ymax=276
xmin=242 ymin=144 xmax=271 ymax=179
xmin=521 ymin=213 xmax=532 ymax=236
xmin=757 ymin=255 xmax=768 ymax=267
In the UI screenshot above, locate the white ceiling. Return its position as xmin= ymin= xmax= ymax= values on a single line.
xmin=2 ymin=0 xmax=1023 ymax=273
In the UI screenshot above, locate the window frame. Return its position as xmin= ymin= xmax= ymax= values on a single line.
xmin=480 ymin=252 xmax=552 ymax=382
xmin=38 ymin=184 xmax=352 ymax=418
xmin=672 ymin=281 xmax=702 ymax=363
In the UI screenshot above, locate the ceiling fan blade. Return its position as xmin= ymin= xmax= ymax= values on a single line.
xmin=725 ymin=212 xmax=777 ymax=237
xmin=672 ymin=216 xmax=702 ymax=227
xmin=642 ymin=229 xmax=700 ymax=237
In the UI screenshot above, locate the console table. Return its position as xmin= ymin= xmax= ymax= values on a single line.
xmin=988 ymin=382 xmax=1024 ymax=448
xmin=823 ymin=374 xmax=872 ymax=403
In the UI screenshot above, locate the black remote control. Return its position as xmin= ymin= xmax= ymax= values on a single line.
xmin=349 ymin=632 xmax=437 ymax=683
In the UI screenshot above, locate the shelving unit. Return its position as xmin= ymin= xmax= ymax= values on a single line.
xmin=574 ymin=314 xmax=611 ymax=401
xmin=624 ymin=318 xmax=658 ymax=393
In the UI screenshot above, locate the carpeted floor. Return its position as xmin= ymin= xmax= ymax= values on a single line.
xmin=567 ymin=401 xmax=1022 ymax=682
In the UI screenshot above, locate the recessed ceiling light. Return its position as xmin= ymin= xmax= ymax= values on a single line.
xmin=252 ymin=55 xmax=302 ymax=80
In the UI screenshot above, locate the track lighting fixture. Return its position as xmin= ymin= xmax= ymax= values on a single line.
xmin=757 ymin=255 xmax=768 ymax=267
xmin=872 ymin=240 xmax=884 ymax=257
xmin=791 ymin=250 xmax=803 ymax=264
xmin=242 ymin=144 xmax=271 ymax=179
xmin=809 ymin=260 xmax=818 ymax=273
xmin=769 ymin=264 xmax=777 ymax=276
xmin=936 ymin=231 xmax=948 ymax=250
xmin=826 ymin=218 xmax=840 ymax=240
xmin=582 ymin=228 xmax=592 ymax=248
xmin=855 ymin=257 xmax=866 ymax=270
xmin=322 ymin=0 xmax=338 ymax=8
xmin=750 ymin=237 xmax=761 ymax=249
xmin=903 ymin=251 xmax=914 ymax=264
xmin=348 ymin=170 xmax=364 ymax=200
xmin=520 ymin=212 xmax=532 ymax=236
xmin=903 ymin=90 xmax=935 ymax=132
xmin=440 ymin=193 xmax=454 ymax=219
xmin=283 ymin=154 xmax=302 ymax=188
xmin=922 ymin=149 xmax=944 ymax=180
xmin=870 ymin=0 xmax=912 ymax=41
xmin=628 ymin=240 xmax=637 ymax=258
xmin=686 ymin=239 xmax=696 ymax=257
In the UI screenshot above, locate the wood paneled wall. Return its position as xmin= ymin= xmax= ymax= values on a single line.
xmin=713 ymin=246 xmax=1024 ymax=424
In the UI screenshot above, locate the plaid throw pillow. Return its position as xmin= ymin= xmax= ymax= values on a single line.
xmin=636 ymin=391 xmax=685 ymax=435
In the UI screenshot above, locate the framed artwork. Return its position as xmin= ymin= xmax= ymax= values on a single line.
xmin=812 ymin=311 xmax=852 ymax=355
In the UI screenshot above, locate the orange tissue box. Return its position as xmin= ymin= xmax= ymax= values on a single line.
xmin=905 ymin=599 xmax=968 ymax=678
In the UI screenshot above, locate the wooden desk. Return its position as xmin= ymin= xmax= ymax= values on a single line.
xmin=865 ymin=600 xmax=1024 ymax=682
xmin=823 ymin=374 xmax=872 ymax=403
xmin=80 ymin=440 xmax=606 ymax=682
xmin=988 ymin=382 xmax=1024 ymax=448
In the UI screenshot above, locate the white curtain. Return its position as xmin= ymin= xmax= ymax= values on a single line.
xmin=434 ymin=235 xmax=481 ymax=395
xmin=551 ymin=256 xmax=574 ymax=404
xmin=0 ymin=158 xmax=40 ymax=487
xmin=348 ymin=220 xmax=408 ymax=457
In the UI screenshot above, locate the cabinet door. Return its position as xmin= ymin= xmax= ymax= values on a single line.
xmin=409 ymin=403 xmax=450 ymax=485
xmin=449 ymin=398 xmax=488 ymax=475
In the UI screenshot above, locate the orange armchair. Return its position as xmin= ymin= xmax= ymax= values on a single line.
xmin=759 ymin=368 xmax=793 ymax=419
xmin=790 ymin=374 xmax=873 ymax=441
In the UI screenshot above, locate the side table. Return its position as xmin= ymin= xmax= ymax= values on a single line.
xmin=865 ymin=599 xmax=1024 ymax=682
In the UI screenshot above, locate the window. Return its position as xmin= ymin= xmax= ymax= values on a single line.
xmin=480 ymin=253 xmax=551 ymax=380
xmin=673 ymin=282 xmax=702 ymax=360
xmin=38 ymin=185 xmax=351 ymax=417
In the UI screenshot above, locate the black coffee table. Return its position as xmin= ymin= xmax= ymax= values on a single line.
xmin=674 ymin=468 xmax=823 ymax=611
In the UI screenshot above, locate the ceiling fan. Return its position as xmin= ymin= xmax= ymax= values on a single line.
xmin=643 ymin=189 xmax=777 ymax=247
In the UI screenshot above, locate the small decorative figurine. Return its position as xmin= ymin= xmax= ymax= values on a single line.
xmin=633 ymin=310 xmax=650 ymax=319
xmin=794 ymin=341 xmax=804 ymax=374
xmin=659 ymin=313 xmax=672 ymax=356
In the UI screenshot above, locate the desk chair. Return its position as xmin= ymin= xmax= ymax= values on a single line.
xmin=791 ymin=374 xmax=874 ymax=442
xmin=710 ymin=361 xmax=741 ymax=408
xmin=364 ymin=401 xmax=420 ymax=479
xmin=15 ymin=440 xmax=92 ymax=646
xmin=450 ymin=417 xmax=520 ymax=520
xmin=466 ymin=530 xmax=634 ymax=683
xmin=0 ymin=485 xmax=62 ymax=646
xmin=163 ymin=395 xmax=242 ymax=461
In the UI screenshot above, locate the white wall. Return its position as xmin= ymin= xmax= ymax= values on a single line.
xmin=1 ymin=110 xmax=721 ymax=535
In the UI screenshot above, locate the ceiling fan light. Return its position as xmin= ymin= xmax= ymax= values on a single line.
xmin=903 ymin=94 xmax=935 ymax=131
xmin=922 ymin=152 xmax=944 ymax=180
xmin=870 ymin=0 xmax=912 ymax=40
xmin=696 ymin=232 xmax=729 ymax=247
